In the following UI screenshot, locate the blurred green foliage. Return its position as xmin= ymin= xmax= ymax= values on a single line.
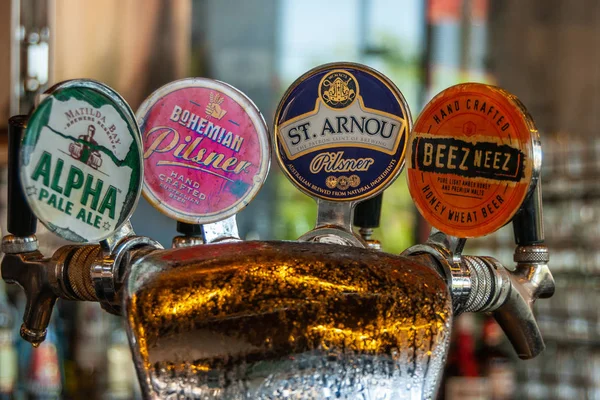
xmin=273 ymin=168 xmax=415 ymax=254
xmin=273 ymin=169 xmax=316 ymax=241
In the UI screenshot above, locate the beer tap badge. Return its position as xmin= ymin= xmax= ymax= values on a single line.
xmin=274 ymin=63 xmax=411 ymax=201
xmin=136 ymin=78 xmax=270 ymax=224
xmin=407 ymin=83 xmax=540 ymax=238
xmin=20 ymin=80 xmax=143 ymax=242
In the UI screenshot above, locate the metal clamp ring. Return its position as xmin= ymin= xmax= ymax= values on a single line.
xmin=91 ymin=236 xmax=163 ymax=303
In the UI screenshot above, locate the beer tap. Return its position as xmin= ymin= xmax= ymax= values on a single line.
xmin=274 ymin=63 xmax=411 ymax=248
xmin=120 ymin=63 xmax=454 ymax=399
xmin=135 ymin=78 xmax=270 ymax=247
xmin=2 ymin=114 xmax=45 ymax=345
xmin=403 ymin=83 xmax=555 ymax=359
xmin=495 ymin=182 xmax=554 ymax=358
xmin=1 ymin=80 xmax=162 ymax=345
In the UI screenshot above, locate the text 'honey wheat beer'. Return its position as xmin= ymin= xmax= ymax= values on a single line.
xmin=136 ymin=78 xmax=270 ymax=224
xmin=407 ymin=83 xmax=540 ymax=238
xmin=20 ymin=80 xmax=143 ymax=242
xmin=274 ymin=63 xmax=411 ymax=202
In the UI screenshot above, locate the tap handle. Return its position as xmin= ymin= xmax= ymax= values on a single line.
xmin=7 ymin=115 xmax=37 ymax=237
xmin=18 ymin=80 xmax=144 ymax=243
xmin=273 ymin=63 xmax=410 ymax=247
xmin=406 ymin=83 xmax=540 ymax=240
xmin=512 ymin=182 xmax=544 ymax=246
xmin=136 ymin=78 xmax=270 ymax=245
xmin=353 ymin=193 xmax=383 ymax=229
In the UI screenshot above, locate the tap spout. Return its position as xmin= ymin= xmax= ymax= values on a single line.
xmin=2 ymin=248 xmax=51 ymax=346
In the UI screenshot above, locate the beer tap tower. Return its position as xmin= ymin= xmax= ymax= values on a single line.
xmin=2 ymin=63 xmax=553 ymax=399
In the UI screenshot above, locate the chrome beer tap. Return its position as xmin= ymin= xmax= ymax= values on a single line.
xmin=2 ymin=114 xmax=46 ymax=345
xmin=2 ymin=80 xmax=162 ymax=345
xmin=403 ymin=83 xmax=554 ymax=359
xmin=276 ymin=63 xmax=412 ymax=249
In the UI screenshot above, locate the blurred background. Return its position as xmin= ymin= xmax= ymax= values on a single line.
xmin=0 ymin=0 xmax=598 ymax=399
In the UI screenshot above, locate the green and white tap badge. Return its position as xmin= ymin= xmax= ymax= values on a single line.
xmin=20 ymin=80 xmax=143 ymax=242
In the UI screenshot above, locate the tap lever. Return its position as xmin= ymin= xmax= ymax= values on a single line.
xmin=7 ymin=115 xmax=37 ymax=239
xmin=406 ymin=83 xmax=540 ymax=239
xmin=353 ymin=194 xmax=383 ymax=249
xmin=513 ymin=182 xmax=544 ymax=246
xmin=353 ymin=193 xmax=383 ymax=229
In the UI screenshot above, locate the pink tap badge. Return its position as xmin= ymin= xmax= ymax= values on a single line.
xmin=136 ymin=78 xmax=270 ymax=224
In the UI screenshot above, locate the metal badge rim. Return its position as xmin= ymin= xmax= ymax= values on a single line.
xmin=135 ymin=77 xmax=271 ymax=225
xmin=20 ymin=79 xmax=144 ymax=243
xmin=273 ymin=61 xmax=412 ymax=203
xmin=406 ymin=82 xmax=541 ymax=238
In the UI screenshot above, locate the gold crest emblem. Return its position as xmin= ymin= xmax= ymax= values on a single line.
xmin=319 ymin=70 xmax=358 ymax=109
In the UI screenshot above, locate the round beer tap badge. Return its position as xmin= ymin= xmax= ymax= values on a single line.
xmin=137 ymin=78 xmax=270 ymax=224
xmin=20 ymin=80 xmax=143 ymax=242
xmin=274 ymin=63 xmax=411 ymax=201
xmin=407 ymin=83 xmax=540 ymax=238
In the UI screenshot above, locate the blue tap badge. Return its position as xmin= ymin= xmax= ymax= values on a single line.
xmin=274 ymin=63 xmax=411 ymax=201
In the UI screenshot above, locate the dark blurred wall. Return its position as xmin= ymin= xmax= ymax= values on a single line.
xmin=489 ymin=0 xmax=600 ymax=137
xmin=0 ymin=0 xmax=11 ymax=137
xmin=54 ymin=0 xmax=191 ymax=108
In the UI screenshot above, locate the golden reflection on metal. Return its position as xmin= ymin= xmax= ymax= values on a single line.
xmin=146 ymin=263 xmax=367 ymax=323
xmin=126 ymin=241 xmax=452 ymax=379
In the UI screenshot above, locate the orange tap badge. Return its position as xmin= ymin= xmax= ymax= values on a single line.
xmin=407 ymin=83 xmax=540 ymax=238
